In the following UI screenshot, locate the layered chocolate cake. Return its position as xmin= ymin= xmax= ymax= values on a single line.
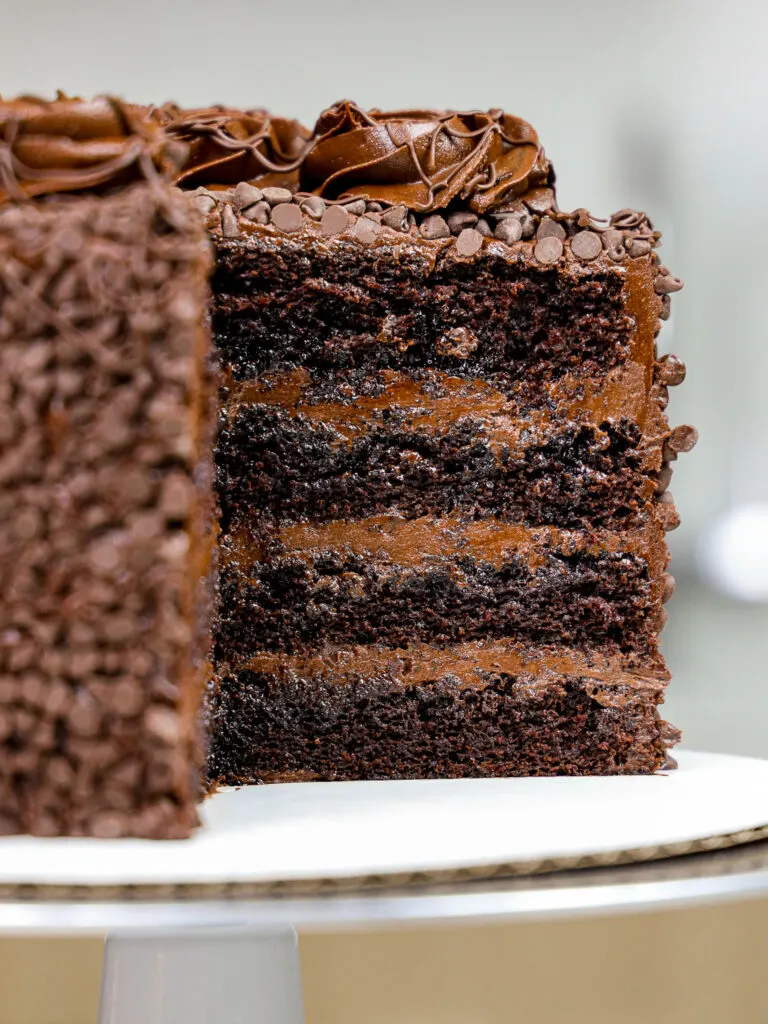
xmin=158 ymin=101 xmax=694 ymax=785
xmin=0 ymin=95 xmax=695 ymax=837
xmin=0 ymin=97 xmax=215 ymax=836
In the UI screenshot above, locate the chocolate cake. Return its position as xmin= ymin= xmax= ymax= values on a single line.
xmin=0 ymin=95 xmax=695 ymax=837
xmin=158 ymin=101 xmax=694 ymax=786
xmin=0 ymin=97 xmax=215 ymax=837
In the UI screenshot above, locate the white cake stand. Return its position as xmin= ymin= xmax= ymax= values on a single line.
xmin=2 ymin=750 xmax=768 ymax=1024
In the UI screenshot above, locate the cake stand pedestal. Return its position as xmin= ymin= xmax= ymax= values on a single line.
xmin=1 ymin=751 xmax=768 ymax=1023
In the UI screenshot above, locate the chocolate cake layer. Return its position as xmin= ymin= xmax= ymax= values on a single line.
xmin=216 ymin=516 xmax=666 ymax=658
xmin=217 ymin=362 xmax=666 ymax=531
xmin=0 ymin=183 xmax=213 ymax=838
xmin=206 ymin=642 xmax=677 ymax=784
xmin=212 ymin=230 xmax=633 ymax=387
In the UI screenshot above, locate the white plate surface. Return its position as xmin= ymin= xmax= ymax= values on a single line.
xmin=1 ymin=750 xmax=766 ymax=887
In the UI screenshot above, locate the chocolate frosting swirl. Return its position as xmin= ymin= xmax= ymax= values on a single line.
xmin=0 ymin=95 xmax=180 ymax=205
xmin=152 ymin=104 xmax=312 ymax=190
xmin=300 ymin=100 xmax=553 ymax=213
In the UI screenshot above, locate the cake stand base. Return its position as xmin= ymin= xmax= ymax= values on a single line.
xmin=99 ymin=927 xmax=304 ymax=1024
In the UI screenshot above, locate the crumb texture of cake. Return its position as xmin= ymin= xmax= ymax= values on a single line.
xmin=154 ymin=99 xmax=695 ymax=785
xmin=206 ymin=643 xmax=677 ymax=783
xmin=0 ymin=97 xmax=214 ymax=837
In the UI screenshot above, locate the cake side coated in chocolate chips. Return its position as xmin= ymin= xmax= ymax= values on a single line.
xmin=0 ymin=96 xmax=215 ymax=837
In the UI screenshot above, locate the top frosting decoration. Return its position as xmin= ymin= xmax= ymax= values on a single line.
xmin=0 ymin=95 xmax=181 ymax=205
xmin=152 ymin=104 xmax=313 ymax=191
xmin=299 ymin=100 xmax=553 ymax=214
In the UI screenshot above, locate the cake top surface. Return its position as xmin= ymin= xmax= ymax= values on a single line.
xmin=0 ymin=94 xmax=182 ymax=205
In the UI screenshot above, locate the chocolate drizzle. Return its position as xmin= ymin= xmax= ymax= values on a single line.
xmin=300 ymin=100 xmax=553 ymax=213
xmin=152 ymin=104 xmax=312 ymax=190
xmin=0 ymin=95 xmax=179 ymax=205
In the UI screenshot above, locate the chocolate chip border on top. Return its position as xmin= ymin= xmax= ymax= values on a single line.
xmin=190 ymin=183 xmax=681 ymax=306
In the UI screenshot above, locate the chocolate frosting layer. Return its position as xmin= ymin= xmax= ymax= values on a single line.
xmin=152 ymin=104 xmax=312 ymax=190
xmin=300 ymin=100 xmax=553 ymax=213
xmin=0 ymin=95 xmax=179 ymax=204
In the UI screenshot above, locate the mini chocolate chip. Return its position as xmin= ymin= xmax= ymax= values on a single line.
xmin=271 ymin=203 xmax=303 ymax=233
xmin=655 ymin=463 xmax=673 ymax=494
xmin=262 ymin=186 xmax=293 ymax=205
xmin=667 ymin=424 xmax=698 ymax=453
xmin=220 ymin=204 xmax=239 ymax=238
xmin=626 ymin=237 xmax=652 ymax=258
xmin=145 ymin=705 xmax=180 ymax=746
xmin=534 ymin=236 xmax=564 ymax=264
xmin=381 ymin=205 xmax=409 ymax=232
xmin=524 ymin=187 xmax=555 ymax=213
xmin=420 ymin=214 xmax=450 ymax=240
xmin=536 ymin=218 xmax=566 ymax=241
xmin=300 ymin=195 xmax=326 ymax=219
xmin=659 ymin=295 xmax=672 ymax=320
xmin=191 ymin=193 xmax=216 ymax=215
xmin=570 ymin=230 xmax=602 ymax=261
xmin=519 ymin=212 xmax=536 ymax=239
xmin=91 ymin=811 xmax=127 ymax=839
xmin=447 ymin=210 xmax=478 ymax=235
xmin=657 ymin=494 xmax=681 ymax=533
xmin=343 ymin=199 xmax=367 ymax=216
xmin=657 ymin=385 xmax=669 ymax=410
xmin=352 ymin=217 xmax=378 ymax=244
xmin=662 ymin=573 xmax=676 ymax=603
xmin=455 ymin=228 xmax=484 ymax=257
xmin=492 ymin=201 xmax=527 ymax=219
xmin=475 ymin=218 xmax=492 ymax=237
xmin=602 ymin=228 xmax=624 ymax=250
xmin=366 ymin=202 xmax=384 ymax=213
xmin=233 ymin=181 xmax=264 ymax=212
xmin=656 ymin=354 xmax=686 ymax=386
xmin=241 ymin=200 xmax=269 ymax=225
xmin=363 ymin=211 xmax=382 ymax=224
xmin=320 ymin=205 xmax=349 ymax=236
xmin=655 ymin=274 xmax=684 ymax=294
xmin=494 ymin=217 xmax=523 ymax=244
